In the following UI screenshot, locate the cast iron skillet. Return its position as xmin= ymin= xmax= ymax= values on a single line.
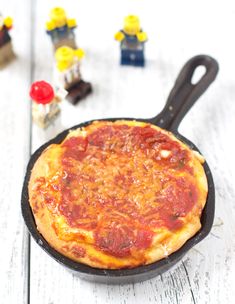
xmin=22 ymin=55 xmax=219 ymax=284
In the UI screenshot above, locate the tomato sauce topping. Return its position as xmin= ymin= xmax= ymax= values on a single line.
xmin=61 ymin=245 xmax=86 ymax=258
xmin=35 ymin=123 xmax=199 ymax=258
xmin=94 ymin=221 xmax=154 ymax=258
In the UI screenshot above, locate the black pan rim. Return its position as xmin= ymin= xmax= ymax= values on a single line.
xmin=21 ymin=117 xmax=215 ymax=278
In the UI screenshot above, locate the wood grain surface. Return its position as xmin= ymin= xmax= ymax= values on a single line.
xmin=1 ymin=0 xmax=235 ymax=303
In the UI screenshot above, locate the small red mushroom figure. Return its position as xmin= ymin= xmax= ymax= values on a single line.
xmin=30 ymin=81 xmax=67 ymax=128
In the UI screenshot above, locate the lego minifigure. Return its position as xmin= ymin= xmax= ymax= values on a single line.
xmin=55 ymin=46 xmax=92 ymax=105
xmin=46 ymin=7 xmax=77 ymax=50
xmin=115 ymin=15 xmax=148 ymax=67
xmin=30 ymin=81 xmax=67 ymax=129
xmin=0 ymin=14 xmax=15 ymax=68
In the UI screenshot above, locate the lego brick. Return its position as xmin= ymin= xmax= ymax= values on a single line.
xmin=0 ymin=41 xmax=15 ymax=68
xmin=66 ymin=80 xmax=92 ymax=104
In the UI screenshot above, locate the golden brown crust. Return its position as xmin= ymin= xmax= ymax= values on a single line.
xmin=28 ymin=120 xmax=208 ymax=269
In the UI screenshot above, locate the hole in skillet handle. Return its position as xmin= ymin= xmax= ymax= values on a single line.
xmin=149 ymin=54 xmax=219 ymax=132
xmin=21 ymin=55 xmax=219 ymax=284
xmin=191 ymin=65 xmax=206 ymax=85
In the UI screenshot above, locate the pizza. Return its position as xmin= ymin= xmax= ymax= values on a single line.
xmin=28 ymin=120 xmax=208 ymax=269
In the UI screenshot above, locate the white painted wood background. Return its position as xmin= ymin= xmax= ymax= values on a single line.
xmin=0 ymin=0 xmax=235 ymax=303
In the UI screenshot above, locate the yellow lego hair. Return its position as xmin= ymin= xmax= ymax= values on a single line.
xmin=55 ymin=46 xmax=84 ymax=71
xmin=49 ymin=7 xmax=67 ymax=28
xmin=123 ymin=15 xmax=141 ymax=36
xmin=4 ymin=16 xmax=13 ymax=28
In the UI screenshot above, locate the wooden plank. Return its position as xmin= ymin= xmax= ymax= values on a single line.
xmin=29 ymin=0 xmax=235 ymax=303
xmin=0 ymin=0 xmax=32 ymax=303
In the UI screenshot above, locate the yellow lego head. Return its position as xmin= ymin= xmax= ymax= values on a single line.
xmin=50 ymin=7 xmax=67 ymax=28
xmin=123 ymin=15 xmax=141 ymax=35
xmin=55 ymin=46 xmax=74 ymax=71
xmin=55 ymin=46 xmax=84 ymax=71
xmin=0 ymin=15 xmax=13 ymax=30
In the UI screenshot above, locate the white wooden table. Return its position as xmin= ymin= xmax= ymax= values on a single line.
xmin=1 ymin=0 xmax=235 ymax=303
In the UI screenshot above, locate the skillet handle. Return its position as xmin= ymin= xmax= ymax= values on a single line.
xmin=150 ymin=55 xmax=219 ymax=131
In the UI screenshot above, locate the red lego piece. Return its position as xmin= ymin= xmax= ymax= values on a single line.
xmin=30 ymin=81 xmax=55 ymax=105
